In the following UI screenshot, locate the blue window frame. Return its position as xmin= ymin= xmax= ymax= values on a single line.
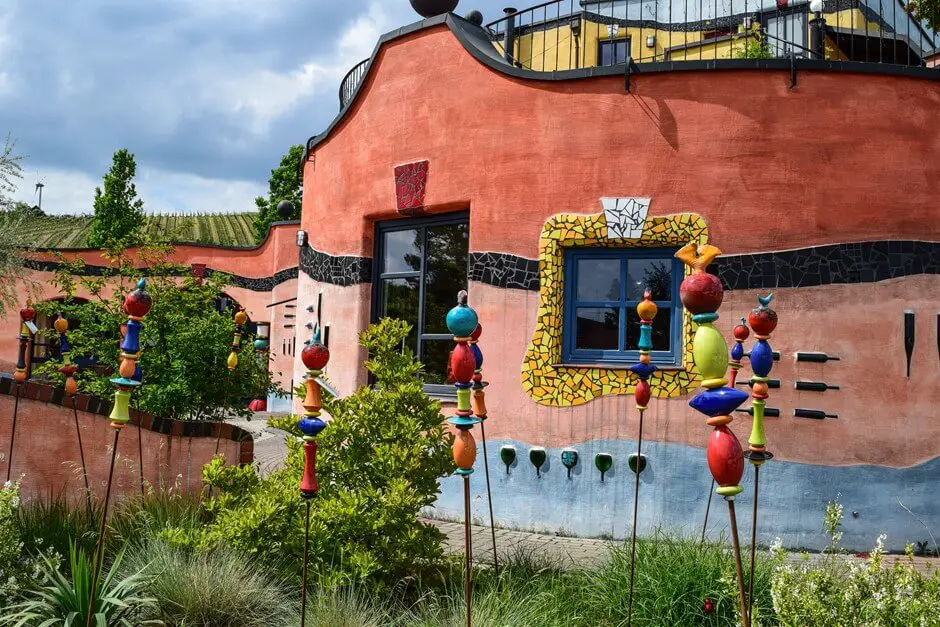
xmin=563 ymin=248 xmax=683 ymax=366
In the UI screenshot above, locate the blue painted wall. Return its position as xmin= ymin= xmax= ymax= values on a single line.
xmin=428 ymin=437 xmax=939 ymax=552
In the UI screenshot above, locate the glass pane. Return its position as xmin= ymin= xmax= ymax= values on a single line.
xmin=575 ymin=308 xmax=619 ymax=350
xmin=577 ymin=258 xmax=621 ymax=302
xmin=600 ymin=42 xmax=613 ymax=66
xmin=381 ymin=278 xmax=419 ymax=352
xmin=627 ymin=258 xmax=673 ymax=301
xmin=423 ymin=223 xmax=469 ymax=334
xmin=625 ymin=309 xmax=672 ymax=352
xmin=421 ymin=340 xmax=452 ymax=385
xmin=382 ymin=229 xmax=422 ymax=274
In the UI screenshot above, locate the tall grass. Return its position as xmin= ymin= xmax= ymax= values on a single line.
xmin=125 ymin=540 xmax=297 ymax=627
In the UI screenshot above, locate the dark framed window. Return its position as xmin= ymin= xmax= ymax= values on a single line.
xmin=762 ymin=8 xmax=809 ymax=58
xmin=372 ymin=211 xmax=469 ymax=394
xmin=563 ymin=248 xmax=683 ymax=366
xmin=599 ymin=37 xmax=631 ymax=65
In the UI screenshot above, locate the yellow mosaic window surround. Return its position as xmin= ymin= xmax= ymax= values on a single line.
xmin=521 ymin=206 xmax=709 ymax=407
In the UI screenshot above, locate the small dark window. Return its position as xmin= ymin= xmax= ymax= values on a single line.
xmin=372 ymin=212 xmax=469 ymax=394
xmin=563 ymin=248 xmax=683 ymax=366
xmin=599 ymin=37 xmax=631 ymax=65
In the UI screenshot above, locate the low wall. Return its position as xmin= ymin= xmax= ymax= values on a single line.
xmin=0 ymin=377 xmax=253 ymax=503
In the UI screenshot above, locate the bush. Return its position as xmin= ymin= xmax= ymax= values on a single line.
xmin=1 ymin=541 xmax=157 ymax=626
xmin=770 ymin=500 xmax=940 ymax=626
xmin=185 ymin=318 xmax=455 ymax=587
xmin=125 ymin=540 xmax=295 ymax=627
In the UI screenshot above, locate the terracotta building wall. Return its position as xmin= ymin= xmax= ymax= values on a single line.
xmin=296 ymin=21 xmax=939 ymax=549
xmin=0 ymin=378 xmax=252 ymax=504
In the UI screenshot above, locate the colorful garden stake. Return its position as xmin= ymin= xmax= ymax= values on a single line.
xmin=227 ymin=308 xmax=249 ymax=370
xmin=470 ymin=323 xmax=499 ymax=578
xmin=56 ymin=315 xmax=91 ymax=516
xmin=446 ymin=291 xmax=481 ymax=627
xmin=627 ymin=289 xmax=659 ymax=627
xmin=248 ymin=323 xmax=270 ymax=411
xmin=744 ymin=293 xmax=778 ymax=619
xmin=676 ymin=243 xmax=751 ymax=627
xmin=702 ymin=317 xmax=750 ymax=543
xmin=87 ymin=279 xmax=152 ymax=627
xmin=6 ymin=299 xmax=34 ymax=482
xmin=298 ymin=324 xmax=330 ymax=627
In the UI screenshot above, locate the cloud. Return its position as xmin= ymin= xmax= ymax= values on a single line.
xmin=2 ymin=0 xmax=512 ymax=214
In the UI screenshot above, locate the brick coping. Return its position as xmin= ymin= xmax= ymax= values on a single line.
xmin=0 ymin=375 xmax=254 ymax=465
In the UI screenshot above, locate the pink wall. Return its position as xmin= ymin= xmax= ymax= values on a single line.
xmin=0 ymin=381 xmax=251 ymax=504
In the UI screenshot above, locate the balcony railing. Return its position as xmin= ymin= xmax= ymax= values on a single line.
xmin=339 ymin=58 xmax=370 ymax=109
xmin=484 ymin=0 xmax=939 ymax=70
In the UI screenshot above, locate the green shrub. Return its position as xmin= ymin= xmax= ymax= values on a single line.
xmin=186 ymin=318 xmax=455 ymax=587
xmin=1 ymin=541 xmax=158 ymax=626
xmin=125 ymin=540 xmax=296 ymax=627
xmin=770 ymin=501 xmax=940 ymax=626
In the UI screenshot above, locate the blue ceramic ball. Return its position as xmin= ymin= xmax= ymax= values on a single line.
xmin=299 ymin=417 xmax=326 ymax=437
xmin=446 ymin=304 xmax=478 ymax=337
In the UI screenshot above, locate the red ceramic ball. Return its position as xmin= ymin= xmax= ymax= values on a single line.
xmin=470 ymin=323 xmax=482 ymax=341
xmin=124 ymin=289 xmax=153 ymax=318
xmin=634 ymin=379 xmax=651 ymax=407
xmin=20 ymin=304 xmax=35 ymax=322
xmin=748 ymin=306 xmax=778 ymax=336
xmin=706 ymin=425 xmax=744 ymax=488
xmin=301 ymin=342 xmax=330 ymax=370
xmin=450 ymin=343 xmax=476 ymax=382
xmin=679 ymin=273 xmax=723 ymax=314
xmin=703 ymin=598 xmax=714 ymax=614
xmin=732 ymin=321 xmax=750 ymax=341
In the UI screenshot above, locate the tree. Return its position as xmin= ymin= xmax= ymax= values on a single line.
xmin=906 ymin=0 xmax=939 ymax=32
xmin=87 ymin=149 xmax=145 ymax=248
xmin=33 ymin=242 xmax=280 ymax=422
xmin=193 ymin=318 xmax=455 ymax=587
xmin=252 ymin=145 xmax=303 ymax=243
xmin=0 ymin=136 xmax=33 ymax=318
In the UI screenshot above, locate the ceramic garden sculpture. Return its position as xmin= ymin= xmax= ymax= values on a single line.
xmin=227 ymin=308 xmax=249 ymax=370
xmin=298 ymin=324 xmax=330 ymax=627
xmin=446 ymin=290 xmax=481 ymax=627
xmin=470 ymin=322 xmax=500 ymax=577
xmin=87 ymin=278 xmax=152 ymax=627
xmin=626 ymin=289 xmax=659 ymax=627
xmin=5 ymin=299 xmax=34 ymax=482
xmin=676 ymin=243 xmax=751 ymax=627
xmin=56 ymin=315 xmax=91 ymax=515
xmin=744 ymin=293 xmax=778 ymax=617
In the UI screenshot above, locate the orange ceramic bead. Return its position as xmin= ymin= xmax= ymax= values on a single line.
xmin=453 ymin=429 xmax=477 ymax=470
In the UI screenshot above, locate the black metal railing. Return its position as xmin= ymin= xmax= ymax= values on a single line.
xmin=484 ymin=0 xmax=939 ymax=70
xmin=339 ymin=59 xmax=370 ymax=109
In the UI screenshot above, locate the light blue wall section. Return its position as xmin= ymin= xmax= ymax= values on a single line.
xmin=428 ymin=437 xmax=939 ymax=552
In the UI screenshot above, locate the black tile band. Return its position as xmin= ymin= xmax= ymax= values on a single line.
xmin=299 ymin=244 xmax=372 ymax=287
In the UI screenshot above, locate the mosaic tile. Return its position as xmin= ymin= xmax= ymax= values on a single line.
xmin=602 ymin=197 xmax=651 ymax=240
xmin=299 ymin=244 xmax=373 ymax=286
xmin=394 ymin=161 xmax=429 ymax=215
xmin=520 ymin=200 xmax=709 ymax=407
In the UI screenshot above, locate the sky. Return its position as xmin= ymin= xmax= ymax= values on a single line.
xmin=2 ymin=0 xmax=511 ymax=215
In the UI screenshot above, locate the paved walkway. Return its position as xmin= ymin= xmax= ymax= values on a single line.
xmin=231 ymin=414 xmax=939 ymax=574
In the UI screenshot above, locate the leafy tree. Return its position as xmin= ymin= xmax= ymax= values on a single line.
xmin=0 ymin=137 xmax=34 ymax=318
xmin=32 ymin=241 xmax=279 ymax=422
xmin=252 ymin=145 xmax=303 ymax=243
xmin=189 ymin=318 xmax=455 ymax=587
xmin=906 ymin=0 xmax=940 ymax=32
xmin=87 ymin=149 xmax=145 ymax=248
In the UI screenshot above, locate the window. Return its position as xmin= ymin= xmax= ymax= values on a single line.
xmin=598 ymin=37 xmax=631 ymax=65
xmin=563 ymin=248 xmax=682 ymax=366
xmin=764 ymin=9 xmax=808 ymax=58
xmin=372 ymin=212 xmax=469 ymax=392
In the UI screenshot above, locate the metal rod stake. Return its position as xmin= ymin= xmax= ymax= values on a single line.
xmin=463 ymin=475 xmax=472 ymax=627
xmin=135 ymin=396 xmax=144 ymax=498
xmin=748 ymin=464 xmax=760 ymax=621
xmin=627 ymin=409 xmax=645 ymax=627
xmin=71 ymin=397 xmax=92 ymax=519
xmin=6 ymin=383 xmax=21 ymax=483
xmin=300 ymin=499 xmax=311 ymax=627
xmin=701 ymin=477 xmax=715 ymax=544
xmin=727 ymin=498 xmax=751 ymax=627
xmin=87 ymin=428 xmax=121 ymax=627
xmin=479 ymin=420 xmax=499 ymax=579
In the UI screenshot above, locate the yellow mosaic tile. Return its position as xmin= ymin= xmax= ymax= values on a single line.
xmin=521 ymin=208 xmax=709 ymax=407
